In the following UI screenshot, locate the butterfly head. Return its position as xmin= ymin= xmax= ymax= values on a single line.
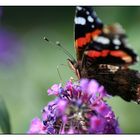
xmin=67 ymin=58 xmax=85 ymax=79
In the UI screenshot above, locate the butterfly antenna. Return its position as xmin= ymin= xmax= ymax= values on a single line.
xmin=56 ymin=64 xmax=71 ymax=84
xmin=57 ymin=65 xmax=63 ymax=83
xmin=44 ymin=37 xmax=76 ymax=63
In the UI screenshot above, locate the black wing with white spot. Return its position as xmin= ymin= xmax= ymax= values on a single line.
xmin=75 ymin=6 xmax=103 ymax=40
xmin=74 ymin=6 xmax=138 ymax=65
xmin=75 ymin=6 xmax=103 ymax=61
xmin=84 ymin=23 xmax=138 ymax=65
xmin=73 ymin=6 xmax=140 ymax=104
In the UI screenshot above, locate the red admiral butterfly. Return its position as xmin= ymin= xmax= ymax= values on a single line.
xmin=68 ymin=6 xmax=140 ymax=103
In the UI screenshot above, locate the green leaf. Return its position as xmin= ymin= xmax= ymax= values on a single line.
xmin=0 ymin=97 xmax=11 ymax=133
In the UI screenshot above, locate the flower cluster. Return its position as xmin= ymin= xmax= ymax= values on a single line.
xmin=28 ymin=79 xmax=121 ymax=134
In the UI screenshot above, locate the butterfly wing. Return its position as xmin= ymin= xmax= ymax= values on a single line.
xmin=84 ymin=23 xmax=138 ymax=66
xmin=74 ymin=6 xmax=140 ymax=103
xmin=84 ymin=63 xmax=140 ymax=103
xmin=75 ymin=6 xmax=103 ymax=61
xmin=75 ymin=6 xmax=138 ymax=66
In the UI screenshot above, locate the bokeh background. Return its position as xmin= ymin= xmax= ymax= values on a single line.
xmin=0 ymin=6 xmax=140 ymax=133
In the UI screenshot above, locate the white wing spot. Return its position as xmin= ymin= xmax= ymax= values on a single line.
xmin=75 ymin=17 xmax=86 ymax=25
xmin=115 ymin=46 xmax=120 ymax=49
xmin=86 ymin=11 xmax=90 ymax=15
xmin=113 ymin=38 xmax=121 ymax=46
xmin=91 ymin=25 xmax=95 ymax=28
xmin=77 ymin=6 xmax=82 ymax=11
xmin=95 ymin=36 xmax=110 ymax=45
xmin=87 ymin=16 xmax=94 ymax=22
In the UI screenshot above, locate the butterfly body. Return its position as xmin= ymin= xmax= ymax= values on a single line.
xmin=69 ymin=6 xmax=140 ymax=103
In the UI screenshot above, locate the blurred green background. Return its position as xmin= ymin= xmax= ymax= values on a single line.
xmin=0 ymin=6 xmax=140 ymax=133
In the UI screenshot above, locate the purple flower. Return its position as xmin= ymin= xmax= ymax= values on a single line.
xmin=95 ymin=101 xmax=110 ymax=116
xmin=80 ymin=78 xmax=89 ymax=93
xmin=28 ymin=117 xmax=47 ymax=134
xmin=47 ymin=84 xmax=61 ymax=96
xmin=57 ymin=100 xmax=67 ymax=114
xmin=87 ymin=79 xmax=100 ymax=95
xmin=90 ymin=116 xmax=105 ymax=133
xmin=28 ymin=79 xmax=121 ymax=134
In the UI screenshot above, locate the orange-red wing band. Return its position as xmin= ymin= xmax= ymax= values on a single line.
xmin=85 ymin=50 xmax=132 ymax=63
xmin=91 ymin=29 xmax=102 ymax=38
xmin=110 ymin=50 xmax=128 ymax=57
xmin=85 ymin=50 xmax=110 ymax=58
xmin=101 ymin=50 xmax=110 ymax=57
xmin=75 ymin=29 xmax=102 ymax=48
xmin=86 ymin=50 xmax=101 ymax=57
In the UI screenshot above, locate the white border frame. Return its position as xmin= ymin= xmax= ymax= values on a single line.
xmin=0 ymin=0 xmax=140 ymax=6
xmin=0 ymin=135 xmax=140 ymax=140
xmin=0 ymin=1 xmax=140 ymax=139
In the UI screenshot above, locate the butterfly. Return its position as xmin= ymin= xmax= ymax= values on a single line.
xmin=68 ymin=6 xmax=140 ymax=104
